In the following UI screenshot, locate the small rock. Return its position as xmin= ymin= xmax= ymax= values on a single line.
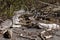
xmin=20 ymin=34 xmax=23 ymax=36
xmin=3 ymin=29 xmax=12 ymax=39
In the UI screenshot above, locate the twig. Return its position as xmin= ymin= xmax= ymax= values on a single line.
xmin=39 ymin=1 xmax=57 ymax=7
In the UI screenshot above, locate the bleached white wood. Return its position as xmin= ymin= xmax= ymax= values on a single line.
xmin=38 ymin=22 xmax=60 ymax=29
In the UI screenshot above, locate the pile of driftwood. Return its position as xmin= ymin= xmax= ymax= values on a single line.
xmin=0 ymin=0 xmax=60 ymax=40
xmin=14 ymin=9 xmax=60 ymax=40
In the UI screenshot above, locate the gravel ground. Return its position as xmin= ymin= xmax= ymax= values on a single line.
xmin=0 ymin=27 xmax=60 ymax=40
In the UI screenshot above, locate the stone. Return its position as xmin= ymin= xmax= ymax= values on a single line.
xmin=3 ymin=29 xmax=12 ymax=39
xmin=0 ymin=19 xmax=12 ymax=30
